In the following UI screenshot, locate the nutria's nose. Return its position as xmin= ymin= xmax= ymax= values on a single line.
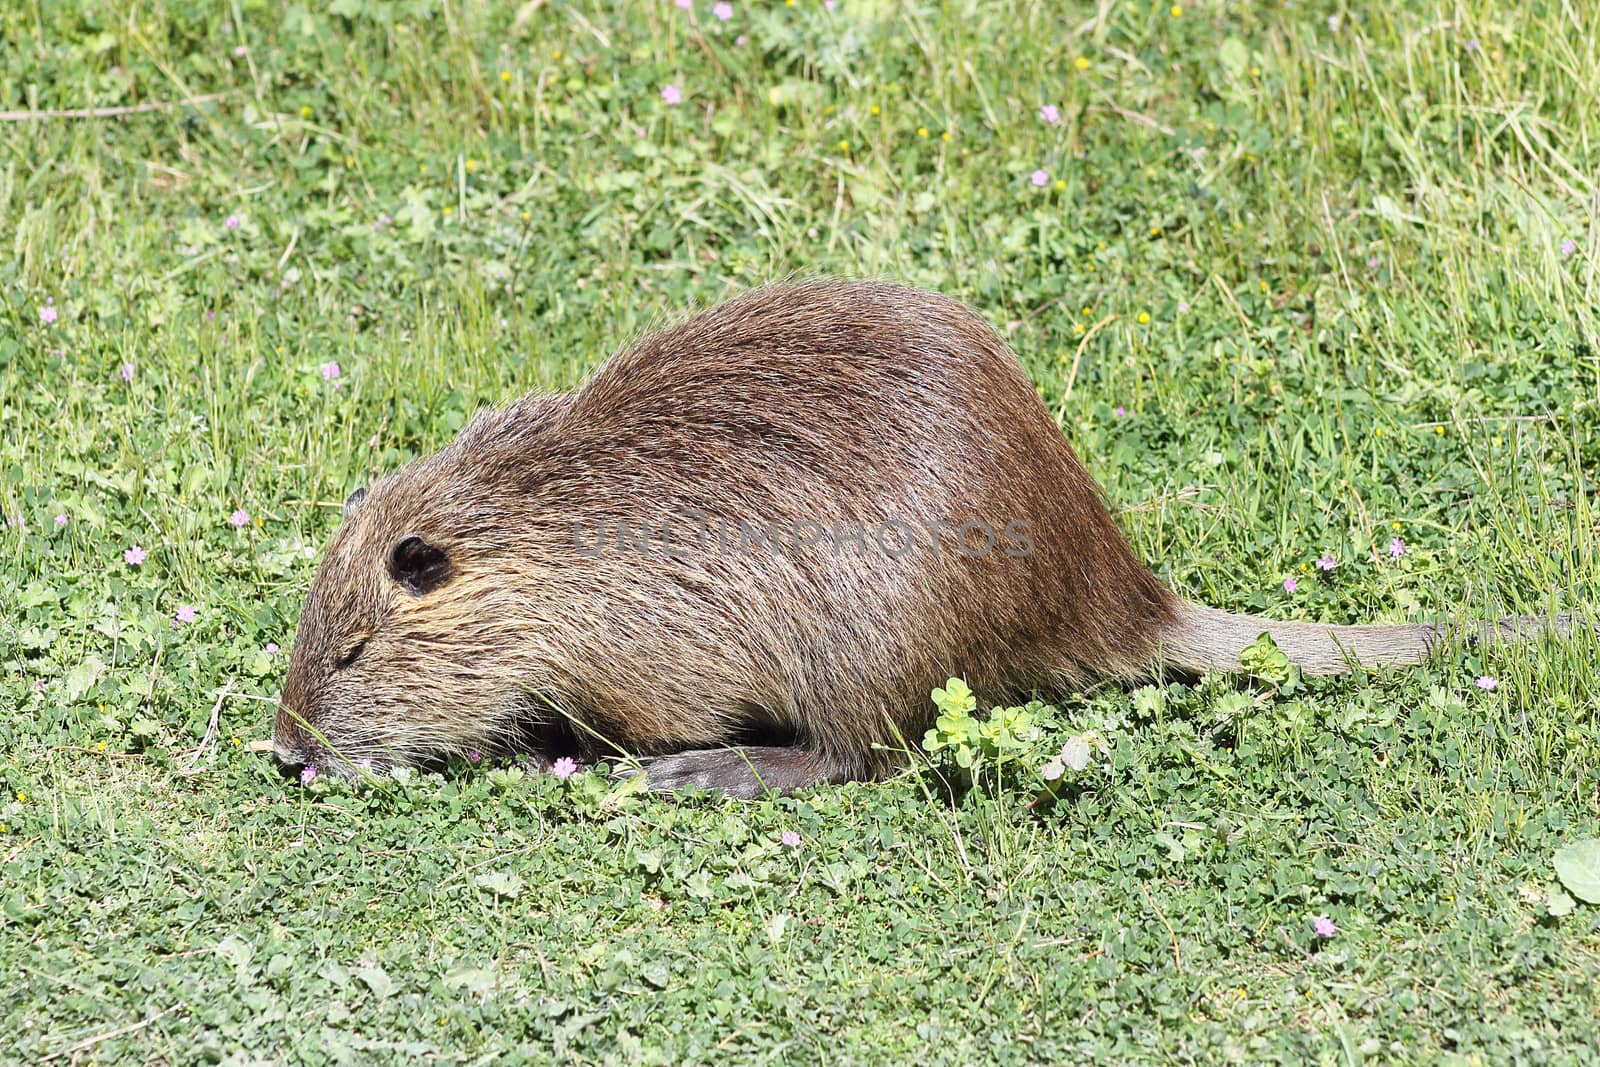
xmin=272 ymin=707 xmax=312 ymax=765
xmin=272 ymin=737 xmax=307 ymax=766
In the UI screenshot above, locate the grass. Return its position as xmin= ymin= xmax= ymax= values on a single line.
xmin=3 ymin=0 xmax=1599 ymax=1061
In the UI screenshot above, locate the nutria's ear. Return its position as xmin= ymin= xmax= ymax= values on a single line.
xmin=387 ymin=534 xmax=452 ymax=596
xmin=343 ymin=488 xmax=368 ymax=518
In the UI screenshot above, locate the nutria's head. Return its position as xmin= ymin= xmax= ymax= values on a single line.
xmin=273 ymin=397 xmax=573 ymax=776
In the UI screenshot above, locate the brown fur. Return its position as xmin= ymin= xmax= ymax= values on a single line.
xmin=274 ymin=281 xmax=1576 ymax=796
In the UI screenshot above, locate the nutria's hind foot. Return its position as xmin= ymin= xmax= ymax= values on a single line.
xmin=632 ymin=746 xmax=851 ymax=798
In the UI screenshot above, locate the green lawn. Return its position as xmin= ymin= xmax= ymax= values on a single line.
xmin=4 ymin=0 xmax=1599 ymax=1062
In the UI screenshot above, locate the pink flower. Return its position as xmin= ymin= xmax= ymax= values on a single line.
xmin=780 ymin=830 xmax=802 ymax=847
xmin=1388 ymin=536 xmax=1406 ymax=559
xmin=1316 ymin=554 xmax=1337 ymax=571
xmin=1312 ymin=915 xmax=1337 ymax=937
xmin=225 ymin=214 xmax=240 ymax=230
xmin=1326 ymin=15 xmax=1340 ymax=32
xmin=661 ymin=84 xmax=682 ymax=106
xmin=1282 ymin=578 xmax=1298 ymax=593
xmin=1476 ymin=675 xmax=1498 ymax=691
xmin=264 ymin=642 xmax=281 ymax=654
xmin=124 ymin=545 xmax=146 ymax=566
xmin=1030 ymin=169 xmax=1049 ymax=187
xmin=39 ymin=299 xmax=58 ymax=325
xmin=713 ymin=1 xmax=732 ymax=18
xmin=1039 ymin=104 xmax=1060 ymax=124
xmin=550 ymin=756 xmax=578 ymax=778
xmin=230 ymin=508 xmax=250 ymax=527
xmin=1561 ymin=239 xmax=1577 ymax=256
xmin=119 ymin=363 xmax=135 ymax=382
xmin=824 ymin=0 xmax=835 ymax=10
xmin=1113 ymin=406 xmax=1127 ymax=417
xmin=174 ymin=605 xmax=197 ymax=624
xmin=5 ymin=514 xmax=23 ymax=529
xmin=674 ymin=0 xmax=690 ymax=8
xmin=735 ymin=33 xmax=747 ymax=45
xmin=54 ymin=513 xmax=68 ymax=528
xmin=320 ymin=362 xmax=341 ymax=380
xmin=300 ymin=764 xmax=318 ymax=786
xmin=1465 ymin=38 xmax=1480 ymax=52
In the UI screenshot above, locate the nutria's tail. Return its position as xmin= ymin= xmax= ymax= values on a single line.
xmin=1159 ymin=601 xmax=1584 ymax=677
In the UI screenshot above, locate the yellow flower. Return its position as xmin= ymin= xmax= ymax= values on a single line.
xmin=1097 ymin=241 xmax=1106 ymax=250
xmin=231 ymin=736 xmax=242 ymax=747
xmin=501 ymin=71 xmax=511 ymax=82
xmin=1073 ymin=322 xmax=1086 ymax=334
xmin=1250 ymin=66 xmax=1260 ymax=77
xmin=419 ymin=163 xmax=427 ymax=173
xmin=1150 ymin=225 xmax=1161 ymax=236
xmin=917 ymin=126 xmax=928 ymax=138
xmin=1259 ymin=280 xmax=1269 ymax=292
xmin=345 ymin=155 xmax=354 ymax=166
xmin=1081 ymin=306 xmax=1092 ymax=316
xmin=521 ymin=211 xmax=531 ymax=222
xmin=1392 ymin=521 xmax=1402 ymax=529
xmin=940 ymin=130 xmax=951 ymax=141
xmin=837 ymin=139 xmax=849 ymax=151
xmin=465 ymin=158 xmax=476 ymax=172
xmin=1076 ymin=57 xmax=1090 ymax=70
xmin=870 ymin=104 xmax=881 ymax=115
xmin=15 ymin=792 xmax=25 ymax=803
xmin=97 ymin=740 xmax=106 ymax=751
xmin=1434 ymin=425 xmax=1444 ymax=435
xmin=1137 ymin=311 xmax=1151 ymax=324
xmin=1170 ymin=4 xmax=1182 ymax=15
xmin=1492 ymin=435 xmax=1503 ymax=446
xmin=299 ymin=106 xmax=311 ymax=118
xmin=786 ymin=0 xmax=794 ymax=5
xmin=823 ymin=104 xmax=835 ymax=115
xmin=443 ymin=206 xmax=453 ymax=215
xmin=1374 ymin=426 xmax=1384 ymax=436
xmin=552 ymin=49 xmax=562 ymax=60
xmin=1054 ymin=179 xmax=1066 ymax=190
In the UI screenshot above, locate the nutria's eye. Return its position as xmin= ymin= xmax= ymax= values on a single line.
xmin=388 ymin=533 xmax=452 ymax=596
xmin=335 ymin=640 xmax=367 ymax=670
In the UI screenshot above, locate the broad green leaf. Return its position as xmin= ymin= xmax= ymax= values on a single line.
xmin=1553 ymin=839 xmax=1600 ymax=904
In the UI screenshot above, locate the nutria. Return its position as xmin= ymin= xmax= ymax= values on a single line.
xmin=273 ymin=281 xmax=1579 ymax=796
